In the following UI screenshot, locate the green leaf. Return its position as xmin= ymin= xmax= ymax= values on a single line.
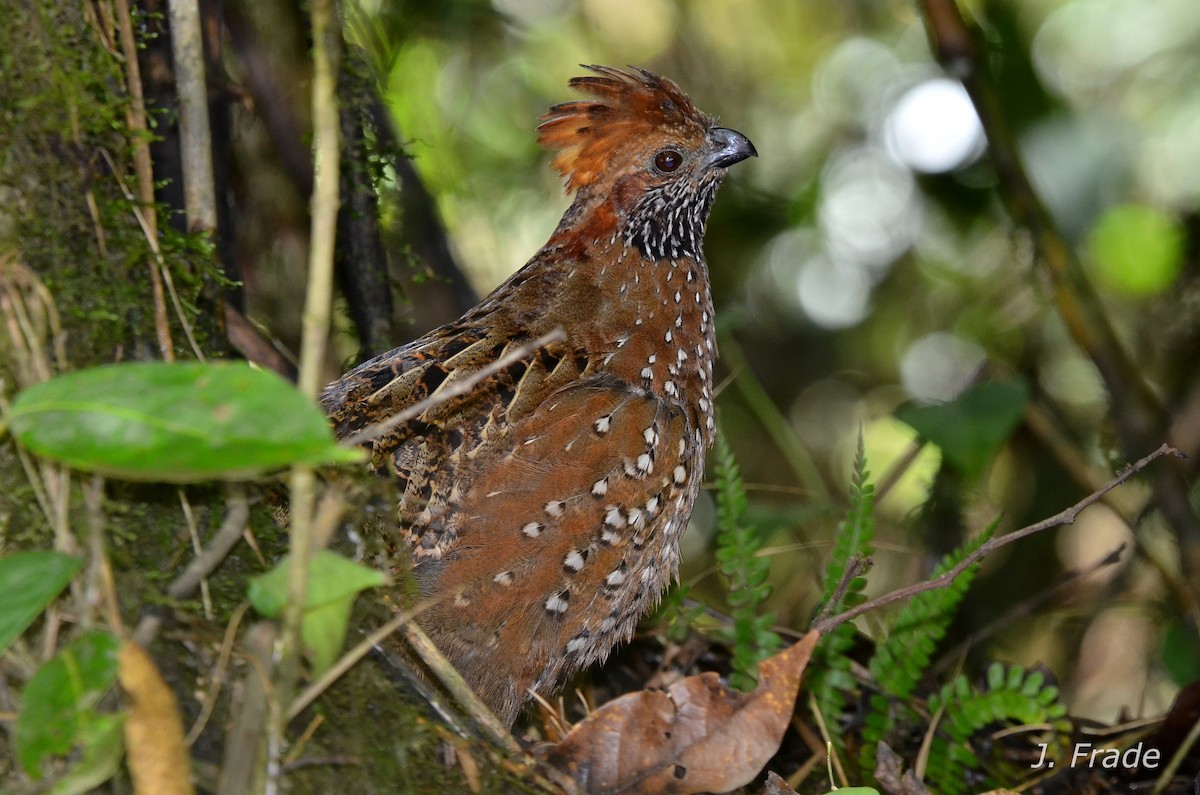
xmin=15 ymin=630 xmax=121 ymax=777
xmin=896 ymin=380 xmax=1029 ymax=480
xmin=50 ymin=713 xmax=125 ymax=795
xmin=7 ymin=361 xmax=362 ymax=483
xmin=819 ymin=432 xmax=874 ymax=605
xmin=1086 ymin=203 xmax=1185 ymax=296
xmin=711 ymin=426 xmax=781 ymax=690
xmin=1162 ymin=619 xmax=1200 ymax=685
xmin=249 ymin=551 xmax=387 ymax=675
xmin=0 ymin=551 xmax=82 ymax=656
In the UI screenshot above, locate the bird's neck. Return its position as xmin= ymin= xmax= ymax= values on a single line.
xmin=515 ymin=201 xmax=718 ymax=446
xmin=548 ymin=174 xmax=723 ymax=265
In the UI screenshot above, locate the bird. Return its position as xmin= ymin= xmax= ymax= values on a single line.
xmin=321 ymin=65 xmax=756 ymax=727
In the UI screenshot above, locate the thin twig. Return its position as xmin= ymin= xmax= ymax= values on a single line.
xmin=400 ymin=620 xmax=522 ymax=756
xmin=287 ymin=609 xmax=411 ymax=720
xmin=310 ymin=487 xmax=347 ymax=551
xmin=812 ymin=444 xmax=1183 ymax=635
xmin=1152 ymin=710 xmax=1200 ymax=795
xmin=82 ymin=476 xmax=125 ymax=634
xmin=807 ymin=693 xmax=847 ymax=787
xmin=282 ymin=714 xmax=326 ymax=766
xmin=98 ymin=149 xmax=206 ymax=361
xmin=179 ymin=490 xmax=213 ymax=619
xmin=186 ymin=602 xmax=251 ymax=746
xmin=0 ymin=263 xmax=79 ymax=595
xmin=167 ymin=488 xmax=250 ymax=601
xmin=111 ymin=0 xmax=174 ymax=358
xmin=272 ymin=0 xmax=341 ymax=787
xmin=341 ymin=328 xmax=567 ymax=449
xmin=815 ymin=554 xmax=870 ymax=623
xmin=874 ymin=438 xmax=927 ymax=506
xmin=133 ymin=489 xmax=249 ymax=647
xmin=930 ymin=542 xmax=1127 ymax=678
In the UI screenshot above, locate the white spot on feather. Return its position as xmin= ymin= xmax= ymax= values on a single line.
xmin=545 ymin=592 xmax=570 ymax=614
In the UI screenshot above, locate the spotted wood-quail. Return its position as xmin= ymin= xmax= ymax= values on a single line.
xmin=321 ymin=65 xmax=756 ymax=726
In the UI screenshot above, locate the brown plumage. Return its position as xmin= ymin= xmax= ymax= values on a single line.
xmin=321 ymin=65 xmax=755 ymax=726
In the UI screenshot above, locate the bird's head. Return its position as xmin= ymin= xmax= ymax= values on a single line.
xmin=537 ymin=65 xmax=755 ymax=261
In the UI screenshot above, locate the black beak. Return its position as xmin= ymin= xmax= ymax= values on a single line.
xmin=707 ymin=127 xmax=757 ymax=169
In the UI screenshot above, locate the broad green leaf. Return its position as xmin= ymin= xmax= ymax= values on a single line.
xmin=15 ymin=630 xmax=121 ymax=777
xmin=249 ymin=551 xmax=387 ymax=674
xmin=1087 ymin=203 xmax=1184 ymax=296
xmin=50 ymin=713 xmax=125 ymax=795
xmin=7 ymin=361 xmax=361 ymax=483
xmin=0 ymin=551 xmax=82 ymax=655
xmin=896 ymin=379 xmax=1029 ymax=480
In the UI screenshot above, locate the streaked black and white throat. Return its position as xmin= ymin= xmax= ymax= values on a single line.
xmin=624 ymin=174 xmax=722 ymax=262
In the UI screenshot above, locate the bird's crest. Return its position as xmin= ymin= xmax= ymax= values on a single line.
xmin=537 ymin=65 xmax=713 ymax=193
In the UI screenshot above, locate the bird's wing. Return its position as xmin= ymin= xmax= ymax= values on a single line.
xmin=410 ymin=376 xmax=701 ymax=719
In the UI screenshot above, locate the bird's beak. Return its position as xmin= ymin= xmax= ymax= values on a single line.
xmin=706 ymin=127 xmax=757 ymax=169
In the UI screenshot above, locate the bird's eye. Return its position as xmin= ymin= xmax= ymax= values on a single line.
xmin=654 ymin=149 xmax=683 ymax=173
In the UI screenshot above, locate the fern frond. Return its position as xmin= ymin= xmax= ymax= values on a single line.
xmin=713 ymin=425 xmax=781 ymax=691
xmin=923 ymin=663 xmax=1070 ymax=794
xmin=819 ymin=431 xmax=875 ymax=607
xmin=859 ymin=520 xmax=997 ymax=774
xmin=808 ymin=432 xmax=876 ymax=745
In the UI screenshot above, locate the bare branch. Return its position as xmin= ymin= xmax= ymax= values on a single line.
xmin=812 ymin=444 xmax=1184 ymax=635
xmin=816 ymin=554 xmax=871 ymax=624
xmin=274 ymin=0 xmax=342 ymax=783
xmin=167 ymin=0 xmax=217 ymax=233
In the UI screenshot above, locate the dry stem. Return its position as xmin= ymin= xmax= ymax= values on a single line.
xmin=812 ymin=444 xmax=1184 ymax=635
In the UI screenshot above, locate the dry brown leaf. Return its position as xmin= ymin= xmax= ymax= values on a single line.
xmin=874 ymin=742 xmax=932 ymax=795
xmin=118 ymin=641 xmax=195 ymax=795
xmin=761 ymin=770 xmax=800 ymax=794
xmin=546 ymin=630 xmax=820 ymax=795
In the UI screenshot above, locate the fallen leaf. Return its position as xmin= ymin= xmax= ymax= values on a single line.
xmin=547 ymin=630 xmax=820 ymax=794
xmin=874 ymin=742 xmax=931 ymax=795
xmin=119 ymin=642 xmax=195 ymax=795
xmin=762 ymin=771 xmax=799 ymax=794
